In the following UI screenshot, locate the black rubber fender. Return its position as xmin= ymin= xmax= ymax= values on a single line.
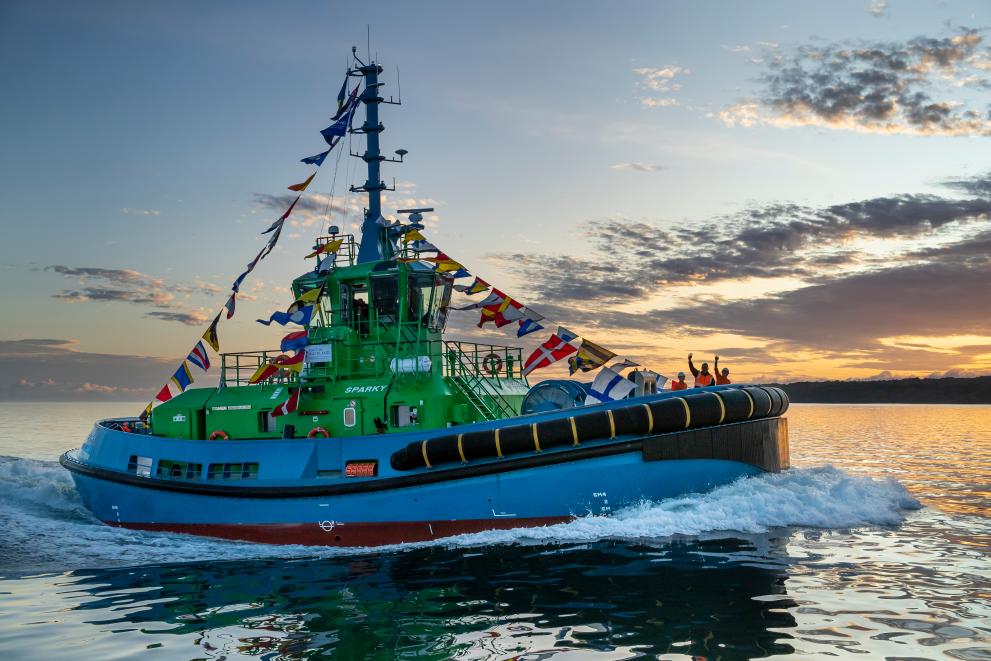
xmin=390 ymin=385 xmax=790 ymax=471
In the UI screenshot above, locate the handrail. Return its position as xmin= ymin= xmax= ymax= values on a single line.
xmin=219 ymin=350 xmax=300 ymax=387
xmin=443 ymin=341 xmax=519 ymax=419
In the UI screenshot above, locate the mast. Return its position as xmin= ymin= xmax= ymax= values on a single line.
xmin=348 ymin=48 xmax=403 ymax=264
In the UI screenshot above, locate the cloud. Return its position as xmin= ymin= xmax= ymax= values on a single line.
xmin=716 ymin=29 xmax=991 ymax=136
xmin=253 ymin=187 xmax=441 ymax=231
xmin=145 ymin=310 xmax=212 ymax=326
xmin=941 ymin=170 xmax=991 ymax=198
xmin=634 ymin=65 xmax=688 ymax=108
xmin=482 ymin=172 xmax=991 ymax=375
xmin=610 ymin=162 xmax=665 ymax=173
xmin=650 ymin=260 xmax=991 ymax=350
xmin=120 ymin=207 xmax=161 ymax=216
xmin=869 ymin=0 xmax=887 ymax=17
xmin=0 ymin=339 xmax=173 ymax=401
xmin=46 ymin=265 xmax=221 ymax=324
xmin=495 ymin=182 xmax=991 ymax=306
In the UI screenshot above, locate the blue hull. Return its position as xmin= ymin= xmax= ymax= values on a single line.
xmin=61 ymin=387 xmax=789 ymax=546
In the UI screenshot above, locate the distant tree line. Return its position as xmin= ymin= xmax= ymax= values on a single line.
xmin=771 ymin=376 xmax=991 ymax=404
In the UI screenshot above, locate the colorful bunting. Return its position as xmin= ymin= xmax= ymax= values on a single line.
xmin=557 ymin=326 xmax=579 ymax=344
xmin=257 ymin=303 xmax=314 ymax=327
xmin=568 ymin=339 xmax=616 ymax=375
xmin=585 ymin=366 xmax=637 ymax=405
xmin=454 ymin=277 xmax=490 ymax=295
xmin=301 ymin=147 xmax=331 ymax=166
xmin=479 ymin=290 xmax=525 ymax=328
xmin=522 ymin=333 xmax=578 ymax=376
xmin=271 ymin=388 xmax=301 ymax=417
xmin=224 ymin=293 xmax=236 ymax=320
xmin=428 ymin=252 xmax=465 ymax=273
xmin=202 ymin=312 xmax=221 ymax=352
xmin=248 ymin=362 xmax=279 ymax=385
xmin=335 ymin=77 xmax=349 ymax=115
xmin=154 ymin=384 xmax=174 ymax=403
xmin=456 ymin=289 xmax=505 ymax=311
xmin=410 ymin=240 xmax=439 ymax=253
xmin=187 ymin=341 xmax=211 ymax=372
xmin=333 ymin=84 xmax=359 ymax=120
xmin=261 ymin=223 xmax=283 ymax=259
xmin=288 ymin=172 xmax=316 ymax=192
xmin=402 ymin=229 xmax=426 ymax=243
xmin=305 ymin=238 xmax=343 ymax=259
xmin=274 ymin=350 xmax=305 ymax=373
xmin=262 ymin=196 xmax=299 ymax=234
xmin=232 ymin=248 xmax=266 ymax=293
xmin=449 ymin=268 xmax=471 ymax=279
xmin=280 ymin=330 xmax=309 ymax=352
xmin=517 ymin=318 xmax=544 ymax=337
xmin=170 ymin=362 xmax=194 ymax=392
xmin=320 ymin=104 xmax=356 ymax=144
xmin=610 ymin=358 xmax=641 ymax=371
xmin=139 ymin=402 xmax=153 ymax=421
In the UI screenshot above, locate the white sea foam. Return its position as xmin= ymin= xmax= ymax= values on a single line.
xmin=0 ymin=456 xmax=921 ymax=571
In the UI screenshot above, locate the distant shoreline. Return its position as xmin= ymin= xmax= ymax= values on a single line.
xmin=772 ymin=376 xmax=991 ymax=405
xmin=2 ymin=376 xmax=990 ymax=405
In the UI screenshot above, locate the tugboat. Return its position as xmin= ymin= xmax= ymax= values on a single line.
xmin=60 ymin=50 xmax=790 ymax=547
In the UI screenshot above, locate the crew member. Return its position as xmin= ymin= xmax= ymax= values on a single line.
xmin=688 ymin=353 xmax=714 ymax=387
xmin=670 ymin=372 xmax=688 ymax=391
xmin=714 ymin=355 xmax=731 ymax=385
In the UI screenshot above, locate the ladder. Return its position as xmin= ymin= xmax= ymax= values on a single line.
xmin=444 ymin=342 xmax=519 ymax=421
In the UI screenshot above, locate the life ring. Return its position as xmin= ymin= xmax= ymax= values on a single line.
xmin=481 ymin=353 xmax=503 ymax=375
xmin=308 ymin=427 xmax=330 ymax=438
xmin=208 ymin=430 xmax=229 ymax=440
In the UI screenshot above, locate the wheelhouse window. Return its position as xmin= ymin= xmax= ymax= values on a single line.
xmin=371 ymin=274 xmax=399 ymax=325
xmin=340 ymin=281 xmax=370 ymax=336
xmin=407 ymin=272 xmax=452 ymax=331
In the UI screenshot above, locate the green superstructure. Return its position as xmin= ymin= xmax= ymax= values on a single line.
xmin=152 ymin=233 xmax=529 ymax=441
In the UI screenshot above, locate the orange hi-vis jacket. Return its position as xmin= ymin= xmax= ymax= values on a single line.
xmin=715 ymin=374 xmax=731 ymax=385
xmin=694 ymin=373 xmax=714 ymax=387
xmin=671 ymin=380 xmax=688 ymax=391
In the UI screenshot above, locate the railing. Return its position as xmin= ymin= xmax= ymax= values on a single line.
xmin=219 ymin=350 xmax=300 ymax=387
xmin=313 ymin=234 xmax=357 ymax=268
xmin=444 ymin=341 xmax=521 ymax=420
xmin=219 ymin=339 xmax=528 ymax=392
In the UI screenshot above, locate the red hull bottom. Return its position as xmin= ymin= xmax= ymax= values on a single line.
xmin=108 ymin=516 xmax=574 ymax=547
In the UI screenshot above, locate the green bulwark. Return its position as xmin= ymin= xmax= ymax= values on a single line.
xmin=152 ymin=235 xmax=530 ymax=440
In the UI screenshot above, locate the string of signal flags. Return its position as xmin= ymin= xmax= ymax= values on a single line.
xmin=139 ymin=79 xmax=361 ymax=420
xmin=139 ymin=73 xmax=666 ymax=420
xmin=397 ymin=230 xmax=668 ymax=404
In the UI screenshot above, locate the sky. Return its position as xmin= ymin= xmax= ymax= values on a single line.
xmin=1 ymin=0 xmax=990 ymax=400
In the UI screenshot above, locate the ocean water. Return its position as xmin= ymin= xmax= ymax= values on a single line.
xmin=0 ymin=403 xmax=988 ymax=659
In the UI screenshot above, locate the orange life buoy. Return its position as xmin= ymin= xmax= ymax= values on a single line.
xmin=481 ymin=352 xmax=503 ymax=375
xmin=208 ymin=430 xmax=230 ymax=440
xmin=308 ymin=426 xmax=330 ymax=438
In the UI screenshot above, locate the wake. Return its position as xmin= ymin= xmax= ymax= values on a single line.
xmin=0 ymin=455 xmax=920 ymax=572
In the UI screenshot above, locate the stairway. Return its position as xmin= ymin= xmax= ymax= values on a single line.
xmin=444 ymin=342 xmax=519 ymax=421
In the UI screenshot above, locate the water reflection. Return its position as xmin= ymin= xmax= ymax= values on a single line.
xmin=58 ymin=538 xmax=797 ymax=659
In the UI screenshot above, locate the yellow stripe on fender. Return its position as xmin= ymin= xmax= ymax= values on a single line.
xmin=569 ymin=417 xmax=579 ymax=446
xmin=457 ymin=433 xmax=467 ymax=464
xmin=711 ymin=391 xmax=726 ymax=424
xmin=421 ymin=440 xmax=432 ymax=469
xmin=740 ymin=388 xmax=755 ymax=419
xmin=607 ymin=410 xmax=616 ymax=438
xmin=494 ymin=429 xmax=503 ymax=458
xmin=642 ymin=403 xmax=654 ymax=434
xmin=531 ymin=423 xmax=542 ymax=452
xmin=674 ymin=397 xmax=691 ymax=429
